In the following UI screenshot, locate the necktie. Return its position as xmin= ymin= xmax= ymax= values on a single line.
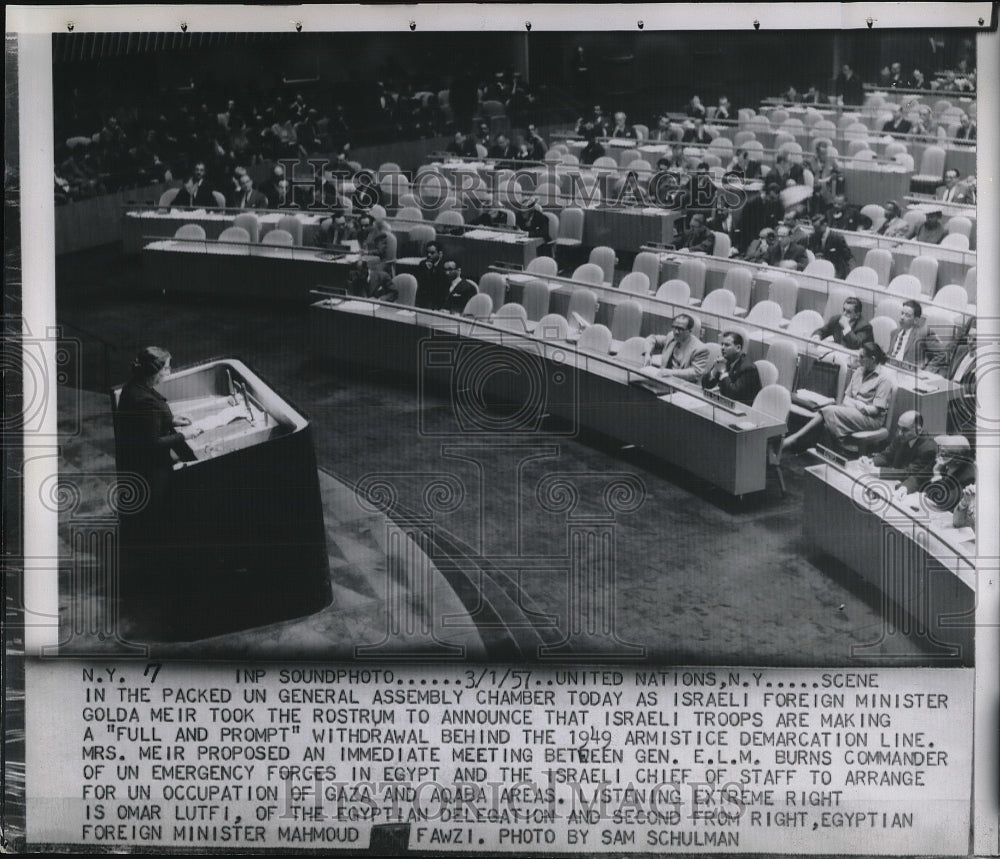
xmin=892 ymin=329 xmax=906 ymax=359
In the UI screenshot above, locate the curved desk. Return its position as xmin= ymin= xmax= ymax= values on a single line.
xmin=307 ymin=297 xmax=786 ymax=497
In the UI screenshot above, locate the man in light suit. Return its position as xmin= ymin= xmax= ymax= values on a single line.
xmin=645 ymin=314 xmax=710 ymax=382
xmin=886 ymin=300 xmax=947 ymax=371
xmin=935 ymin=169 xmax=975 ymax=204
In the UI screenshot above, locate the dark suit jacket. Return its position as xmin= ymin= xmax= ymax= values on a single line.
xmin=682 ymin=128 xmax=713 ymax=145
xmin=610 ymin=125 xmax=636 ymax=139
xmin=808 ymin=228 xmax=852 ymax=279
xmin=882 ymin=119 xmax=913 ymax=136
xmin=923 ymin=458 xmax=976 ymax=511
xmin=766 ymin=240 xmax=808 ymax=270
xmin=230 ymin=188 xmax=268 ymax=209
xmin=826 ymin=205 xmax=865 ymax=232
xmin=701 ymin=354 xmax=761 ymax=406
xmin=415 ymin=260 xmax=448 ymax=309
xmin=814 ymin=315 xmax=874 ymax=349
xmin=173 ymin=182 xmax=217 ymax=208
xmin=516 ymin=209 xmax=550 ymax=242
xmin=441 ymin=279 xmax=478 ymax=313
xmin=874 ymin=434 xmax=938 ymax=493
xmin=679 ymin=226 xmax=715 ymax=255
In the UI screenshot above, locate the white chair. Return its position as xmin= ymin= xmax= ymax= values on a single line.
xmin=632 ymin=251 xmax=661 ymax=288
xmin=908 ymin=256 xmax=939 ymax=296
xmin=619 ymin=149 xmax=642 ymax=167
xmin=846 ymin=266 xmax=879 ymax=287
xmin=786 ymin=310 xmax=824 ymax=338
xmin=233 ymin=213 xmax=260 ymax=243
xmin=616 ymin=336 xmax=650 ymax=367
xmin=752 ymin=385 xmax=793 ymax=495
xmin=946 ymin=216 xmax=973 ymax=238
xmin=618 ymin=272 xmax=650 ymax=295
xmin=396 ymin=206 xmax=424 ymax=222
xmin=158 ymin=187 xmax=180 ymax=209
xmin=262 ymin=229 xmax=294 ymax=246
xmin=874 ymin=296 xmax=905 ymax=321
xmin=572 ymin=263 xmax=605 ymax=285
xmin=820 ymin=287 xmax=854 ymax=323
xmin=864 ymin=248 xmax=893 ymax=285
xmin=462 ymin=293 xmax=493 ymax=319
xmin=398 ymin=193 xmax=422 ymax=210
xmin=218 ymin=226 xmax=251 ymax=244
xmin=940 ymin=233 xmax=970 ymax=250
xmin=407 ymin=224 xmax=437 ymax=256
xmin=903 ymin=209 xmax=926 ymax=233
xmin=561 ymin=153 xmax=580 ymax=166
xmin=589 ymin=246 xmax=617 ymax=285
xmin=369 ymin=204 xmax=388 ymax=222
xmin=712 ymin=232 xmax=732 ymax=258
xmin=521 ymin=280 xmax=551 ymax=330
xmin=765 ymin=339 xmax=798 ymax=391
xmin=494 ymin=302 xmax=529 ymax=332
xmin=526 ymin=256 xmax=558 ymax=277
xmin=535 ymin=313 xmax=569 ymax=340
xmin=700 ymin=288 xmax=737 ymax=317
xmin=592 ymin=156 xmax=618 ymax=171
xmin=610 ymin=300 xmax=643 ymax=350
xmin=860 ymin=204 xmax=886 ymax=233
xmin=804 ymin=259 xmax=835 ymax=279
xmin=963 ymin=266 xmax=977 ymax=306
xmin=911 ymin=146 xmax=946 ymax=188
xmin=555 ymin=207 xmax=584 ymax=259
xmin=721 ymin=268 xmax=752 ymax=315
xmin=678 ymin=258 xmax=707 ymax=305
xmin=174 ymin=223 xmax=206 ymax=240
xmin=478 ymin=272 xmax=507 ymax=311
xmin=276 ymin=215 xmax=303 ymax=245
xmin=870 ymin=316 xmax=898 ymax=352
xmin=744 ymin=300 xmax=783 ymax=330
xmin=577 ymin=324 xmax=613 ymax=354
xmin=755 ymin=359 xmax=779 ymax=389
xmin=565 ymin=288 xmax=598 ymax=333
xmin=932 ymin=284 xmax=968 ymax=314
xmin=656 ymin=279 xmax=691 ymax=306
xmin=436 ymin=210 xmax=465 ymax=228
xmin=887 ymin=274 xmax=922 ymax=299
xmin=392 ymin=274 xmax=419 ymax=307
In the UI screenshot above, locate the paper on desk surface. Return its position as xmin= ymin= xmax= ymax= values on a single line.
xmin=194 ymin=405 xmax=250 ymax=432
xmin=669 ymin=391 xmax=711 ymax=411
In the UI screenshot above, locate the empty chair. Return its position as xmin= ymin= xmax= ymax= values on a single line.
xmin=700 ymin=288 xmax=737 ymax=317
xmin=733 ymin=130 xmax=756 ymax=147
xmin=398 ymin=193 xmax=422 ymax=210
xmin=158 ymin=187 xmax=180 ymax=208
xmin=753 ymin=384 xmax=793 ymax=495
xmin=619 ymin=149 xmax=642 ymax=167
xmin=769 ymin=108 xmax=789 ymax=125
xmin=632 ymin=251 xmax=660 ymax=287
xmin=911 ymin=145 xmax=946 ymax=187
xmin=745 ymin=300 xmax=783 ymax=330
xmin=477 ymin=272 xmax=507 ymax=311
xmin=837 ymin=112 xmax=861 ymax=131
xmin=536 ymin=182 xmax=562 ymax=206
xmin=218 ymin=226 xmax=251 ymax=244
xmin=765 ymin=339 xmax=798 ymax=391
xmin=407 ymin=224 xmax=437 ymax=255
xmin=852 ymin=149 xmax=877 ymax=164
xmin=875 ymin=296 xmax=905 ymax=321
xmin=174 ymin=223 xmax=206 ymax=241
xmin=494 ymin=302 xmax=529 ymax=333
xmin=572 ymin=263 xmax=605 ymax=285
xmin=555 ymin=207 xmax=584 ymax=258
xmin=859 ymin=204 xmax=886 ymax=232
xmin=380 ymin=231 xmax=398 ymax=263
xmin=396 ymin=206 xmax=424 ymax=222
xmin=233 ymin=213 xmax=260 ymax=243
xmin=521 ymin=280 xmax=551 ymax=330
xmin=869 ymin=316 xmax=897 ymax=352
xmin=544 ymin=148 xmax=565 ymax=161
xmin=846 ymin=138 xmax=870 ymax=156
xmin=275 ymin=215 xmax=302 ymax=244
xmin=941 ymin=233 xmax=970 ymax=250
xmin=436 ymin=210 xmax=464 ymax=227
xmin=946 ymin=216 xmax=973 ymax=238
xmin=812 ymin=119 xmax=837 ymax=139
xmin=610 ymin=300 xmax=643 ymax=348
xmin=846 ymin=266 xmax=879 ymax=287
xmin=462 ymin=293 xmax=493 ymax=319
xmin=933 ymin=284 xmax=968 ymax=313
xmin=721 ymin=268 xmax=752 ymax=315
xmin=534 ymin=313 xmax=569 ymax=340
xmin=786 ymin=309 xmax=824 ymax=338
xmin=262 ymin=229 xmax=294 ymax=246
xmin=616 ymin=336 xmax=650 ymax=367
xmin=768 ymin=276 xmax=799 ymax=322
xmin=964 ymin=266 xmax=977 ymax=306
xmin=543 ymin=212 xmax=560 ymax=243
xmin=561 ymin=153 xmax=580 ymax=166
xmin=589 ymin=246 xmax=617 ymax=284
xmin=378 ymin=162 xmax=402 ymax=175
xmin=864 ymin=248 xmax=893 ymax=285
xmin=893 ymin=152 xmax=915 ymax=171
xmin=369 ymin=204 xmax=388 ymax=222
xmin=903 ymin=209 xmax=926 ymax=233
xmin=391 ymin=274 xmax=419 ymax=307
xmin=630 ymin=158 xmax=654 ymax=174
xmin=712 ymin=232 xmax=731 ymax=259
xmin=618 ymin=271 xmax=650 ymax=295
xmin=656 ymin=279 xmax=691 ymax=306
xmin=887 ymin=274 xmax=922 ymax=298
xmin=592 ymin=156 xmax=618 ymax=170
xmin=755 ymin=360 xmax=779 ymax=389
xmin=677 ymin=258 xmax=707 ymax=304
xmin=526 ymin=256 xmax=558 ymax=277
xmin=772 ymin=130 xmax=796 ymax=148
xmin=923 ymin=305 xmax=959 ymax=346
xmin=565 ymin=288 xmax=598 ymax=333
xmin=577 ymin=323 xmax=613 ymax=354
xmin=908 ymin=256 xmax=939 ymax=296
xmin=803 ymin=259 xmax=835 ymax=278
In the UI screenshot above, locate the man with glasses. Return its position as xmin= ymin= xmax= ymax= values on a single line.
xmin=857 ymin=410 xmax=936 ymax=497
xmin=645 ymin=314 xmax=710 ymax=382
xmin=766 ymin=224 xmax=808 ymax=271
xmin=439 ymin=260 xmax=478 ymax=313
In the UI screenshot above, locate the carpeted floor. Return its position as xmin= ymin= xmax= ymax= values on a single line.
xmin=51 ymin=244 xmax=967 ymax=665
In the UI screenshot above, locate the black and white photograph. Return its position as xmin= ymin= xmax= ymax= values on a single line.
xmin=4 ymin=3 xmax=998 ymax=855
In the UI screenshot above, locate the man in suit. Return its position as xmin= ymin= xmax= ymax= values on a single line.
xmin=447 ymin=131 xmax=478 ymax=158
xmin=726 ymin=148 xmax=763 ymax=181
xmin=886 ymin=300 xmax=948 ymax=371
xmin=808 ymin=214 xmax=853 ymax=278
xmin=914 ymin=208 xmax=947 ymax=245
xmin=515 ymin=197 xmax=551 ymax=244
xmin=649 ymin=115 xmax=673 ymax=143
xmin=813 ymin=296 xmax=873 ymax=348
xmin=858 ymin=410 xmax=937 ymax=494
xmin=825 ymin=194 xmax=865 ymax=232
xmin=231 ymin=172 xmax=267 ymax=209
xmin=954 ymin=115 xmax=977 ymax=146
xmin=645 ymin=314 xmax=710 ymax=382
xmin=415 ymin=240 xmax=448 ymax=309
xmin=173 ymin=161 xmax=217 ymax=208
xmin=744 ymin=227 xmax=778 ymax=264
xmin=947 ymin=318 xmax=976 ymax=438
xmin=677 ymin=213 xmax=715 ymax=255
xmin=878 ymin=200 xmax=914 ymax=239
xmin=259 ymin=164 xmax=286 ymax=208
xmin=524 ymin=124 xmax=548 ymax=161
xmin=936 ymin=169 xmax=975 ymax=204
xmin=835 ymin=63 xmax=864 ymax=105
xmin=701 ymin=330 xmax=761 ymax=406
xmin=920 ymin=435 xmax=976 ymax=512
xmin=609 ymin=112 xmax=636 ymax=139
xmin=346 ymin=258 xmax=396 ymax=300
xmin=440 ymin=260 xmax=478 ymax=313
xmin=681 ymin=117 xmax=713 ymax=145
xmin=734 ymin=184 xmax=784 ymax=254
xmin=766 ymin=224 xmax=808 ymax=270
xmin=881 ymin=106 xmax=913 ymax=137
xmin=315 ymin=213 xmax=358 ymax=248
xmin=707 ymin=203 xmax=738 ymax=242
